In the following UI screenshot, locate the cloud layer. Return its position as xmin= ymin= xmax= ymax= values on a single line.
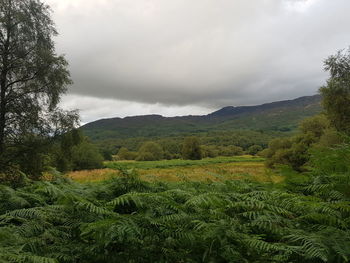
xmin=46 ymin=0 xmax=350 ymax=122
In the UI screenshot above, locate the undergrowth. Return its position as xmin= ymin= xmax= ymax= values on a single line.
xmin=1 ymin=145 xmax=350 ymax=263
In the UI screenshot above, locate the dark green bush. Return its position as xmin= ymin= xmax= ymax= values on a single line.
xmin=182 ymin=136 xmax=202 ymax=160
xmin=136 ymin=141 xmax=164 ymax=161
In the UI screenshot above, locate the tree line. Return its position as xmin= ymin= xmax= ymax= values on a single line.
xmin=0 ymin=1 xmax=350 ymax=262
xmin=116 ymin=136 xmax=263 ymax=161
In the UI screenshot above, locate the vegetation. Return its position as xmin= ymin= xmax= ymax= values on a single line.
xmin=117 ymin=147 xmax=138 ymax=160
xmin=105 ymin=156 xmax=264 ymax=170
xmin=83 ymin=96 xmax=321 ymax=158
xmin=0 ymin=0 xmax=78 ymax=177
xmin=263 ymin=115 xmax=343 ymax=170
xmin=114 ymin=132 xmax=262 ymax=161
xmin=0 ymin=0 xmax=349 ymax=261
xmin=320 ymin=48 xmax=350 ymax=133
xmin=247 ymin=145 xmax=263 ymax=155
xmin=0 ymin=146 xmax=350 ymax=262
xmin=182 ymin=136 xmax=202 ymax=160
xmin=136 ymin=141 xmax=164 ymax=161
xmin=81 ymin=95 xmax=321 ymax=141
xmin=69 ymin=156 xmax=276 ymax=184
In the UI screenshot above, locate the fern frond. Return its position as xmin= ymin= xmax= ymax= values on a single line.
xmin=74 ymin=200 xmax=113 ymax=216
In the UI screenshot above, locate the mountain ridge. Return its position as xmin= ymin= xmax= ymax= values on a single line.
xmin=82 ymin=94 xmax=322 ymax=140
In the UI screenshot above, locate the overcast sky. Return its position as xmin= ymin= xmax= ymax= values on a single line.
xmin=44 ymin=0 xmax=350 ymax=123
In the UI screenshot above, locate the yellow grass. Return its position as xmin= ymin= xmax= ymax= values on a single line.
xmin=68 ymin=161 xmax=283 ymax=184
xmin=68 ymin=169 xmax=119 ymax=183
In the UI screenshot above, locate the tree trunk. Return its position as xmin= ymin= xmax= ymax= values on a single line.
xmin=0 ymin=18 xmax=10 ymax=156
xmin=0 ymin=75 xmax=6 ymax=155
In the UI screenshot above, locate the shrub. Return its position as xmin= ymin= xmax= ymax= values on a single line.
xmin=182 ymin=136 xmax=202 ymax=160
xmin=136 ymin=142 xmax=163 ymax=161
xmin=247 ymin=145 xmax=263 ymax=155
xmin=71 ymin=142 xmax=104 ymax=170
xmin=0 ymin=166 xmax=28 ymax=188
xmin=219 ymin=145 xmax=244 ymax=156
xmin=201 ymin=145 xmax=219 ymax=158
xmin=118 ymin=147 xmax=137 ymax=160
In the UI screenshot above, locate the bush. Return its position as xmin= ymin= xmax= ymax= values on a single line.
xmin=201 ymin=145 xmax=219 ymax=158
xmin=182 ymin=136 xmax=202 ymax=160
xmin=71 ymin=142 xmax=104 ymax=170
xmin=135 ymin=152 xmax=155 ymax=161
xmin=0 ymin=166 xmax=28 ymax=188
xmin=100 ymin=149 xmax=114 ymax=161
xmin=264 ymin=115 xmax=336 ymax=171
xmin=136 ymin=142 xmax=163 ymax=161
xmin=219 ymin=145 xmax=244 ymax=156
xmin=118 ymin=147 xmax=137 ymax=160
xmin=247 ymin=145 xmax=263 ymax=155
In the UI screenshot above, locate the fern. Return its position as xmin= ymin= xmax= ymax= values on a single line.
xmin=286 ymin=233 xmax=329 ymax=262
xmin=1 ymin=146 xmax=350 ymax=262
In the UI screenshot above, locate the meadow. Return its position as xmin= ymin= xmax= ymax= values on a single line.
xmin=68 ymin=156 xmax=283 ymax=183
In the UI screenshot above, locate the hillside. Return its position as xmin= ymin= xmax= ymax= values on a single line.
xmin=82 ymin=95 xmax=322 ymax=141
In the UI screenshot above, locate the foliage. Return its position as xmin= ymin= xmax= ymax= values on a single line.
xmin=117 ymin=147 xmax=137 ymax=160
xmin=320 ymin=48 xmax=350 ymax=134
xmin=50 ymin=130 xmax=103 ymax=172
xmin=264 ymin=115 xmax=342 ymax=170
xmin=100 ymin=148 xmax=114 ymax=161
xmin=0 ymin=11 xmax=348 ymax=263
xmin=182 ymin=136 xmax=202 ymax=160
xmin=111 ymin=131 xmax=270 ymax=160
xmin=1 ymin=145 xmax=350 ymax=262
xmin=95 ymin=130 xmax=283 ymax=156
xmin=0 ymin=166 xmax=28 ymax=188
xmin=136 ymin=141 xmax=164 ymax=161
xmin=84 ymin=99 xmax=321 ymax=160
xmin=219 ymin=145 xmax=244 ymax=156
xmin=71 ymin=141 xmax=103 ymax=170
xmin=247 ymin=145 xmax=263 ymax=155
xmin=0 ymin=0 xmax=78 ymax=175
xmin=82 ymin=95 xmax=321 ymax=141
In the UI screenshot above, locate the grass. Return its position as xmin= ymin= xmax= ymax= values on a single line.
xmin=68 ymin=156 xmax=282 ymax=183
xmin=105 ymin=155 xmax=264 ymax=170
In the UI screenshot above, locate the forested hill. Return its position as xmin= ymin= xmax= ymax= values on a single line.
xmin=82 ymin=95 xmax=321 ymax=140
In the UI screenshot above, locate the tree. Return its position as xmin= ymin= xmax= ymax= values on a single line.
xmin=201 ymin=145 xmax=219 ymax=158
xmin=247 ymin=145 xmax=263 ymax=156
xmin=299 ymin=114 xmax=330 ymax=138
xmin=264 ymin=115 xmax=339 ymax=171
xmin=52 ymin=129 xmax=83 ymax=172
xmin=100 ymin=148 xmax=114 ymax=161
xmin=0 ymin=0 xmax=78 ymax=172
xmin=320 ymin=48 xmax=350 ymax=134
xmin=117 ymin=147 xmax=137 ymax=160
xmin=182 ymin=136 xmax=202 ymax=160
xmin=219 ymin=145 xmax=243 ymax=156
xmin=71 ymin=141 xmax=103 ymax=170
xmin=136 ymin=141 xmax=163 ymax=161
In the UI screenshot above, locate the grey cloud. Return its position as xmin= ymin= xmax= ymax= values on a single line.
xmin=47 ymin=0 xmax=350 ymax=110
xmin=59 ymin=95 xmax=212 ymax=124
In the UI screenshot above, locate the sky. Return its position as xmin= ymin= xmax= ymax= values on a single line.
xmin=43 ymin=0 xmax=350 ymax=123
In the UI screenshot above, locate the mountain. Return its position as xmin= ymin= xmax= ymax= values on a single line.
xmin=81 ymin=95 xmax=322 ymax=141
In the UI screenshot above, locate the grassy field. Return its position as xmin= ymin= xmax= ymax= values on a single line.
xmin=105 ymin=155 xmax=264 ymax=169
xmin=68 ymin=156 xmax=283 ymax=183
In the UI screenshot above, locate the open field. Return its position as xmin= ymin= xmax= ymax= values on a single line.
xmin=68 ymin=156 xmax=283 ymax=183
xmin=105 ymin=155 xmax=264 ymax=169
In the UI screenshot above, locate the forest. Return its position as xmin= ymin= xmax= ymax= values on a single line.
xmin=1 ymin=0 xmax=350 ymax=262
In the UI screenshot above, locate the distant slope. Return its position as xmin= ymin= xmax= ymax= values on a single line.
xmin=82 ymin=95 xmax=322 ymax=141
